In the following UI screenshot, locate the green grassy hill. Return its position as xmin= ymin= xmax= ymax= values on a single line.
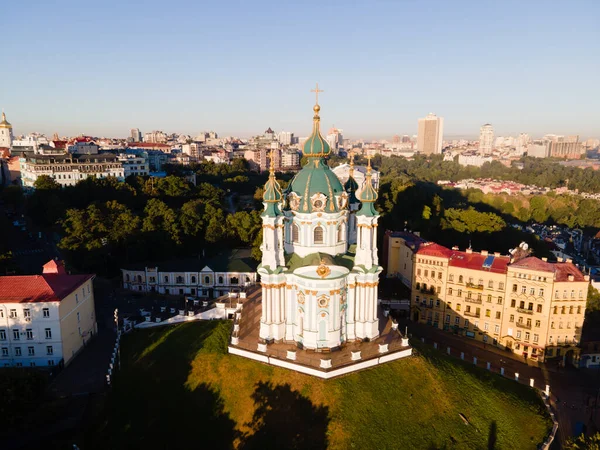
xmin=87 ymin=321 xmax=551 ymax=450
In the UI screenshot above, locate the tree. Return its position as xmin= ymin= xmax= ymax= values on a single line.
xmin=34 ymin=175 xmax=60 ymax=190
xmin=226 ymin=211 xmax=262 ymax=245
xmin=179 ymin=200 xmax=207 ymax=238
xmin=142 ymin=199 xmax=180 ymax=244
xmin=441 ymin=207 xmax=506 ymax=234
xmin=196 ymin=182 xmax=225 ymax=205
xmin=564 ymin=432 xmax=600 ymax=450
xmin=156 ymin=175 xmax=192 ymax=197
xmin=587 ymin=285 xmax=600 ymax=315
xmin=203 ymin=204 xmax=227 ymax=243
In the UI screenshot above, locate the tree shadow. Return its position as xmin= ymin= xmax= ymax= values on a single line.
xmin=487 ymin=420 xmax=498 ymax=450
xmin=239 ymin=381 xmax=330 ymax=450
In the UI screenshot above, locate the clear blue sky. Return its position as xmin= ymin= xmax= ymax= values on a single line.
xmin=3 ymin=0 xmax=599 ymax=140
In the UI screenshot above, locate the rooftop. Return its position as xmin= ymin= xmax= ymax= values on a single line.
xmin=0 ymin=273 xmax=93 ymax=303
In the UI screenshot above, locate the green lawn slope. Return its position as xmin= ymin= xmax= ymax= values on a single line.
xmin=87 ymin=321 xmax=551 ymax=450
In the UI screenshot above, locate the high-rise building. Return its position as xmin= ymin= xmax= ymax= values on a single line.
xmin=130 ymin=128 xmax=142 ymax=142
xmin=0 ymin=112 xmax=14 ymax=149
xmin=479 ymin=124 xmax=494 ymax=155
xmin=417 ymin=113 xmax=444 ymax=154
xmin=278 ymin=131 xmax=294 ymax=146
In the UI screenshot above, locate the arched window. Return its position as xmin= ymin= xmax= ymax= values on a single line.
xmin=458 ymin=275 xmax=463 ymax=283
xmin=246 ymin=276 xmax=250 ymax=283
xmin=191 ymin=276 xmax=196 ymax=284
xmin=126 ymin=274 xmax=130 ymax=282
xmin=204 ymin=276 xmax=210 ymax=284
xmin=164 ymin=276 xmax=169 ymax=283
xmin=218 ymin=276 xmax=224 ymax=284
xmin=231 ymin=277 xmax=239 ymax=285
xmin=292 ymin=224 xmax=299 ymax=243
xmin=176 ymin=276 xmax=183 ymax=284
xmin=337 ymin=224 xmax=343 ymax=243
xmin=314 ymin=226 xmax=324 ymax=244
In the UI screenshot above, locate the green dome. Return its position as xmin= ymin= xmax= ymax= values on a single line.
xmin=357 ymin=164 xmax=379 ymax=217
xmin=262 ymin=165 xmax=283 ymax=217
xmin=302 ymin=104 xmax=331 ymax=157
xmin=288 ymin=158 xmax=344 ymax=213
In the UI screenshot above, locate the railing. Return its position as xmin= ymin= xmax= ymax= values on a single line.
xmin=516 ymin=307 xmax=533 ymax=315
xmin=466 ymin=283 xmax=484 ymax=290
xmin=516 ymin=322 xmax=532 ymax=329
xmin=464 ymin=310 xmax=480 ymax=318
xmin=465 ymin=298 xmax=482 ymax=304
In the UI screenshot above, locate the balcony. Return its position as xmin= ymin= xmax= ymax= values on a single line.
xmin=517 ymin=308 xmax=533 ymax=315
xmin=465 ymin=297 xmax=482 ymax=304
xmin=464 ymin=310 xmax=480 ymax=318
xmin=516 ymin=322 xmax=532 ymax=330
xmin=466 ymin=283 xmax=484 ymax=290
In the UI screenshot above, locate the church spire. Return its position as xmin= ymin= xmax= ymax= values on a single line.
xmin=357 ymin=156 xmax=378 ymax=216
xmin=344 ymin=152 xmax=359 ymax=204
xmin=262 ymin=149 xmax=282 ymax=217
xmin=302 ymin=83 xmax=331 ymax=158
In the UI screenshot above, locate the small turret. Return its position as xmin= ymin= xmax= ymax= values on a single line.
xmin=357 ymin=156 xmax=378 ymax=216
xmin=262 ymin=150 xmax=282 ymax=217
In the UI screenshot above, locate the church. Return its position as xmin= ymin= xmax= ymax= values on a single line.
xmin=257 ymin=94 xmax=382 ymax=350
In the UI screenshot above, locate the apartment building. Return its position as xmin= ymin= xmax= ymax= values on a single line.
xmin=0 ymin=260 xmax=97 ymax=368
xmin=383 ymin=230 xmax=426 ymax=288
xmin=390 ymin=236 xmax=589 ymax=364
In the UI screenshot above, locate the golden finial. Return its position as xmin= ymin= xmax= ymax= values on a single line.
xmin=316 ymin=258 xmax=331 ymax=279
xmin=366 ymin=154 xmax=373 ymax=174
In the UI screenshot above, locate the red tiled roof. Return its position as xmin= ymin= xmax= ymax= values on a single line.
xmin=0 ymin=273 xmax=93 ymax=303
xmin=510 ymin=256 xmax=555 ymax=273
xmin=128 ymin=142 xmax=171 ymax=149
xmin=449 ymin=252 xmax=510 ymax=274
xmin=417 ymin=243 xmax=453 ymax=258
xmin=509 ymin=257 xmax=586 ymax=282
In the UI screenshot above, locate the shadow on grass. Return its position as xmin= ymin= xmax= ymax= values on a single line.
xmin=239 ymin=381 xmax=330 ymax=450
xmin=488 ymin=420 xmax=498 ymax=450
xmin=87 ymin=322 xmax=237 ymax=450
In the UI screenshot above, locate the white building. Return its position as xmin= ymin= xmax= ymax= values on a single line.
xmin=0 ymin=260 xmax=97 ymax=368
xmin=479 ymin=124 xmax=494 ymax=155
xmin=121 ymin=249 xmax=257 ymax=298
xmin=130 ymin=128 xmax=142 ymax=142
xmin=458 ymin=153 xmax=493 ymax=167
xmin=281 ymin=149 xmax=300 ymax=168
xmin=144 ymin=131 xmax=167 ymax=143
xmin=20 ymin=154 xmax=125 ymax=188
xmin=278 ymin=131 xmax=294 ymax=146
xmin=118 ymin=154 xmax=149 ymax=177
xmin=417 ymin=113 xmax=444 ymax=154
xmin=67 ymin=140 xmax=99 ymax=155
xmin=0 ymin=112 xmax=14 ymax=149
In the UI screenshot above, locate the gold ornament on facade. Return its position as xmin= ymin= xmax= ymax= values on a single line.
xmin=316 ymin=259 xmax=331 ymax=278
xmin=317 ymin=295 xmax=330 ymax=308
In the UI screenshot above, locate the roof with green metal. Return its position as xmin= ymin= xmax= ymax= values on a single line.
xmin=287 ymin=158 xmax=344 ymax=213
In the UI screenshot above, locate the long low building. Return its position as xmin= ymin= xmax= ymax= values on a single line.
xmin=0 ymin=260 xmax=97 ymax=368
xmin=121 ymin=249 xmax=258 ymax=298
xmin=19 ymin=153 xmax=124 ymax=188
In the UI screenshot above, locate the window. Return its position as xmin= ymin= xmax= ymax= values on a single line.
xmin=9 ymin=309 xmax=17 ymax=319
xmin=549 ymin=336 xmax=553 ymax=344
xmin=536 ymin=304 xmax=542 ymax=313
xmin=26 ymin=329 xmax=33 ymax=340
xmin=529 ymin=287 xmax=534 ymax=295
xmin=43 ymin=308 xmax=50 ymax=318
xmin=449 ymin=274 xmax=454 ymax=282
xmin=48 ymin=360 xmax=54 ymax=366
xmin=231 ymin=277 xmax=239 ymax=285
xmin=551 ymin=321 xmax=555 ymax=328
xmin=24 ymin=309 xmax=31 ymax=322
xmin=553 ymin=306 xmax=558 ymax=314
xmin=532 ymin=334 xmax=538 ymax=343
xmin=456 ymin=304 xmax=461 ymax=311
xmin=494 ymin=324 xmax=500 ymax=333
xmin=204 ymin=276 xmax=210 ymax=284
xmin=459 ymin=275 xmax=463 ymax=283
xmin=15 ymin=363 xmax=22 ymax=367
xmin=431 ymin=271 xmax=435 ymax=278
xmin=521 ymin=286 xmax=526 ymax=294
xmin=191 ymin=276 xmax=196 ymax=284
xmin=0 ymin=330 xmax=5 ymax=340
xmin=436 ymin=299 xmax=440 ymax=307
xmin=424 ymin=270 xmax=429 ymax=278
xmin=467 ymin=292 xmax=472 ymax=299
xmin=525 ymin=332 xmax=530 ymax=341
xmin=563 ymin=290 xmax=567 ymax=299
xmin=485 ymin=309 xmax=491 ymax=317
xmin=438 ymin=272 xmax=442 ymax=280
xmin=512 ymin=284 xmax=517 ymax=293
xmin=535 ymin=320 xmax=541 ymax=327
xmin=499 ymin=282 xmax=504 ymax=290
xmin=1 ymin=347 xmax=7 ymax=357
xmin=47 ymin=346 xmax=53 ymax=355
xmin=497 ymin=296 xmax=503 ymax=305
xmin=13 ymin=329 xmax=19 ymax=340
xmin=218 ymin=276 xmax=224 ymax=284
xmin=487 ymin=295 xmax=492 ymax=303
xmin=457 ymin=289 xmax=462 ymax=297
xmin=464 ymin=319 xmax=470 ymax=327
xmin=488 ymin=280 xmax=494 ymax=288
xmin=579 ymin=290 xmax=583 ymax=299
xmin=28 ymin=346 xmax=35 ymax=356
xmin=495 ymin=311 xmax=501 ymax=319
xmin=571 ymin=290 xmax=575 ymax=299
xmin=569 ymin=306 xmax=573 ymax=314
xmin=561 ymin=306 xmax=566 ymax=314
xmin=448 ymin=288 xmax=453 ymax=295
xmin=75 ymin=294 xmax=78 ymax=304
xmin=484 ymin=322 xmax=489 ymax=331
xmin=15 ymin=347 xmax=22 ymax=356
xmin=77 ymin=312 xmax=80 ymax=324
xmin=516 ymin=330 xmax=522 ymax=339
xmin=539 ymin=288 xmax=544 ymax=297
xmin=313 ymin=226 xmax=324 ymax=244
xmin=164 ymin=276 xmax=169 ymax=283
xmin=519 ymin=301 xmax=525 ymax=309
xmin=455 ymin=317 xmax=460 ymax=324
xmin=176 ymin=276 xmax=183 ymax=284
xmin=416 ymin=282 xmax=421 ymax=290
xmin=511 ymin=299 xmax=516 ymax=308
xmin=555 ymin=289 xmax=559 ymax=298
xmin=577 ymin=306 xmax=582 ymax=314
xmin=528 ymin=302 xmax=533 ymax=311
xmin=445 ymin=314 xmax=450 ymax=323
xmin=469 ymin=277 xmax=473 ymax=284
xmin=526 ymin=318 xmax=532 ymax=327
xmin=44 ymin=328 xmax=52 ymax=339
xmin=509 ymin=314 xmax=514 ymax=322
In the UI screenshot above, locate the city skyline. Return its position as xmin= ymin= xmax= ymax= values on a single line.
xmin=3 ymin=1 xmax=599 ymax=138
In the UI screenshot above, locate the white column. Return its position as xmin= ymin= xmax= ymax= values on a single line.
xmin=261 ymin=286 xmax=267 ymax=322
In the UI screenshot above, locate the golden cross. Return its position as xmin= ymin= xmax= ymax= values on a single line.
xmin=311 ymin=82 xmax=324 ymax=104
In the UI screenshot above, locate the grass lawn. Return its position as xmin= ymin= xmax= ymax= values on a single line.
xmin=86 ymin=321 xmax=551 ymax=450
